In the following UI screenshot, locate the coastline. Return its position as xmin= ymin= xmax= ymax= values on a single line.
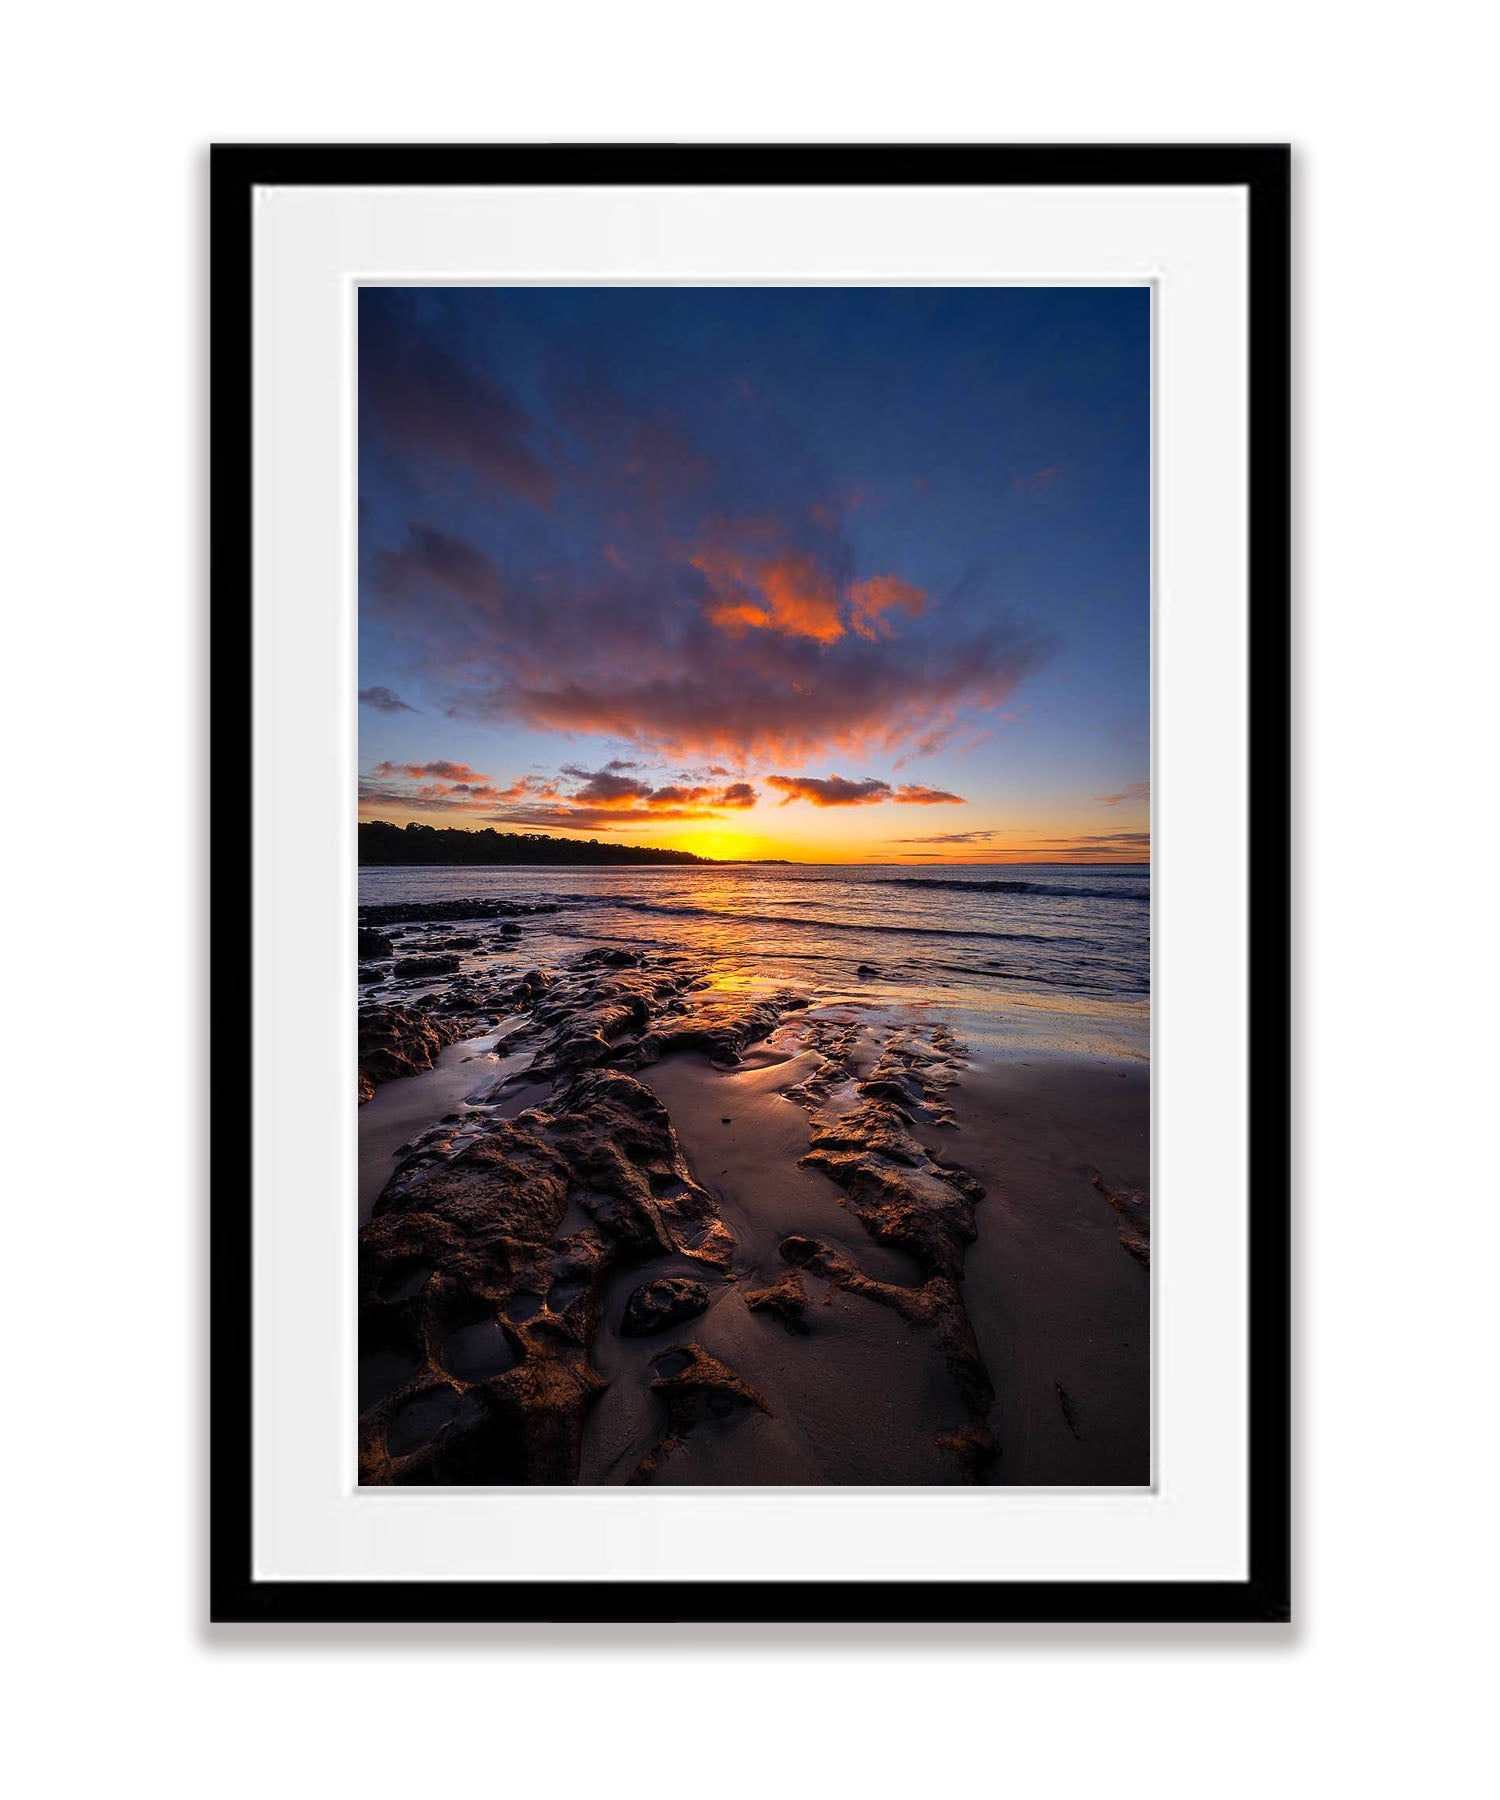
xmin=355 ymin=882 xmax=1149 ymax=1487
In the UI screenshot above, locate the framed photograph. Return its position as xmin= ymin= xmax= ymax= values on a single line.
xmin=211 ymin=144 xmax=1289 ymax=1623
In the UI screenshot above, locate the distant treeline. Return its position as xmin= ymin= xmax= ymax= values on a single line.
xmin=359 ymin=819 xmax=716 ymax=867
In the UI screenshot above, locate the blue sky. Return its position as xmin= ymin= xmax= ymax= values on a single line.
xmin=358 ymin=284 xmax=1149 ymax=862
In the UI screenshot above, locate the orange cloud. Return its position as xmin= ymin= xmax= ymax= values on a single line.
xmin=645 ymin=780 xmax=756 ymax=809
xmin=893 ymin=783 xmax=965 ymax=804
xmin=494 ymin=776 xmax=561 ymax=801
xmin=374 ymin=758 xmax=490 ymax=783
xmin=359 ymin=765 xmax=569 ymax=817
xmin=359 ymin=779 xmax=504 ymax=813
xmin=848 ymin=574 xmax=926 ymax=640
xmin=695 ymin=538 xmax=844 ymax=644
xmin=691 ymin=519 xmax=926 ymax=649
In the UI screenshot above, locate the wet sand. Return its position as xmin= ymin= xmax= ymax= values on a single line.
xmin=357 ymin=1021 xmax=532 ymax=1224
xmin=953 ymin=1059 xmax=1149 ymax=1484
xmin=610 ymin=1048 xmax=962 ymax=1484
xmin=356 ymin=920 xmax=1149 ymax=1487
xmin=629 ymin=1043 xmax=1148 ymax=1485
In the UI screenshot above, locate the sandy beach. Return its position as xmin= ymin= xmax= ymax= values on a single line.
xmin=355 ymin=868 xmax=1149 ymax=1487
xmin=627 ymin=1040 xmax=1149 ymax=1485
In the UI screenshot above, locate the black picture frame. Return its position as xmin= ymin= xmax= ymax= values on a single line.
xmin=210 ymin=143 xmax=1290 ymax=1626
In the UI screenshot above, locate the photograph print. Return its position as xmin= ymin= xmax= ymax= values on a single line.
xmin=355 ymin=284 xmax=1150 ymax=1488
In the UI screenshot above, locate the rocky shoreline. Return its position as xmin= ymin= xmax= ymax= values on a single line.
xmin=355 ymin=901 xmax=1014 ymax=1485
xmin=356 ymin=901 xmax=1149 ymax=1486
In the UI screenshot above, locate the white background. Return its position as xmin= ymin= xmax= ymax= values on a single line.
xmin=5 ymin=3 xmax=1495 ymax=1797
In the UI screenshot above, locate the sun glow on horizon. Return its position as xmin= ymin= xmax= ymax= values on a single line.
xmin=356 ymin=806 xmax=1149 ymax=866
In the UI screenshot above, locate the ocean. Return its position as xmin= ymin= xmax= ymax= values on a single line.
xmin=358 ymin=861 xmax=1149 ymax=1061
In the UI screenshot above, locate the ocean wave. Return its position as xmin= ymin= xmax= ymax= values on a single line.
xmin=871 ymin=876 xmax=1148 ymax=902
xmin=357 ymin=871 xmax=1148 ymax=1005
xmin=924 ymin=958 xmax=1145 ymax=994
xmin=609 ymin=897 xmax=1090 ymax=945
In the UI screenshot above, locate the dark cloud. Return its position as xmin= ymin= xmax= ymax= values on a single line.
xmin=361 ymin=312 xmax=557 ymax=506
xmin=976 ymin=832 xmax=1150 ymax=861
xmin=365 ymin=754 xmax=763 ymax=828
xmin=485 ymin=803 xmax=726 ymax=831
xmin=891 ymin=828 xmax=1003 ymax=844
xmin=1035 ymin=832 xmax=1151 ymax=852
xmin=359 ymin=297 xmax=1059 ymax=771
xmin=561 ymin=765 xmax=657 ymax=806
xmin=358 ymin=685 xmax=416 ymax=713
xmin=762 ymin=774 xmax=960 ymax=808
xmin=550 ymin=370 xmax=712 ymax=508
xmin=766 ymin=774 xmax=891 ymax=807
xmin=889 ymin=827 xmax=1149 ymax=860
xmin=376 ymin=524 xmax=1049 ymax=766
xmin=371 ymin=524 xmax=508 ymax=624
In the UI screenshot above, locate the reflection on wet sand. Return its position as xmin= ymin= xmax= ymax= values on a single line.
xmin=356 ymin=875 xmax=1149 ymax=1486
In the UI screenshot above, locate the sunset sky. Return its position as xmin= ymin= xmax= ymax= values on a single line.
xmin=358 ymin=285 xmax=1149 ymax=864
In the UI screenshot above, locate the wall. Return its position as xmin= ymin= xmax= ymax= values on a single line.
xmin=7 ymin=5 xmax=1493 ymax=1795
